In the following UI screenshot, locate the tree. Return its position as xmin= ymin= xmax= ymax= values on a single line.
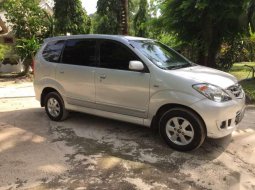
xmin=54 ymin=0 xmax=90 ymax=35
xmin=3 ymin=0 xmax=49 ymax=39
xmin=16 ymin=36 xmax=40 ymax=73
xmin=95 ymin=0 xmax=122 ymax=34
xmin=0 ymin=0 xmax=7 ymax=11
xmin=134 ymin=0 xmax=149 ymax=37
xmin=161 ymin=0 xmax=246 ymax=68
xmin=43 ymin=10 xmax=56 ymax=37
xmin=91 ymin=13 xmax=118 ymax=34
xmin=247 ymin=0 xmax=255 ymax=33
xmin=95 ymin=0 xmax=135 ymax=35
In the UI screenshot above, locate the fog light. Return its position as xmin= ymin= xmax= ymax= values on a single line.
xmin=220 ymin=121 xmax=226 ymax=129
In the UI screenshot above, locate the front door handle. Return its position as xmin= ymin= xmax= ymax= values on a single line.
xmin=99 ymin=74 xmax=107 ymax=79
xmin=59 ymin=71 xmax=64 ymax=74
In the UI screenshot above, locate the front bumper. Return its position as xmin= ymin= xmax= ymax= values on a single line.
xmin=190 ymin=97 xmax=246 ymax=138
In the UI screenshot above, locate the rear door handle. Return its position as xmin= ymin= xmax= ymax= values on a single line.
xmin=59 ymin=71 xmax=64 ymax=74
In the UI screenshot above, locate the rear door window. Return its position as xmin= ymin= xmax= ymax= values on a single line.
xmin=61 ymin=39 xmax=97 ymax=66
xmin=42 ymin=40 xmax=65 ymax=63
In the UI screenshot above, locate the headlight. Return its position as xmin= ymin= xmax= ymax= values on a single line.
xmin=192 ymin=83 xmax=232 ymax=102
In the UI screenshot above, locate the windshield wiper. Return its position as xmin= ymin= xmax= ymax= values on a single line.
xmin=167 ymin=64 xmax=191 ymax=70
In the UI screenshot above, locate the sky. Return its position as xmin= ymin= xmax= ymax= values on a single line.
xmin=81 ymin=0 xmax=98 ymax=15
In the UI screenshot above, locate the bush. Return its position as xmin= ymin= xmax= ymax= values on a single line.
xmin=15 ymin=36 xmax=40 ymax=73
xmin=0 ymin=44 xmax=20 ymax=65
xmin=243 ymin=36 xmax=255 ymax=61
xmin=0 ymin=44 xmax=11 ymax=61
xmin=216 ymin=36 xmax=255 ymax=71
xmin=16 ymin=37 xmax=40 ymax=60
xmin=216 ymin=41 xmax=247 ymax=71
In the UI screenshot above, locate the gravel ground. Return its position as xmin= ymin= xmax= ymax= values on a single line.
xmin=0 ymin=80 xmax=255 ymax=190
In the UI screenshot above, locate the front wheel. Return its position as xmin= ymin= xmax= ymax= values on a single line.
xmin=159 ymin=108 xmax=206 ymax=151
xmin=44 ymin=92 xmax=69 ymax=121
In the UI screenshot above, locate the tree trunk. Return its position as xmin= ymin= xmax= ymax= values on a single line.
xmin=23 ymin=58 xmax=32 ymax=74
xmin=196 ymin=12 xmax=221 ymax=68
xmin=120 ymin=0 xmax=128 ymax=35
xmin=196 ymin=41 xmax=208 ymax=66
xmin=196 ymin=19 xmax=221 ymax=68
xmin=197 ymin=51 xmax=207 ymax=66
xmin=197 ymin=43 xmax=220 ymax=68
xmin=206 ymin=32 xmax=221 ymax=68
xmin=206 ymin=50 xmax=217 ymax=68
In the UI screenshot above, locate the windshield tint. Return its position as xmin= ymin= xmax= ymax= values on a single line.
xmin=130 ymin=40 xmax=192 ymax=70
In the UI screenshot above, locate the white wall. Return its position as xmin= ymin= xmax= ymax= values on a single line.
xmin=0 ymin=62 xmax=24 ymax=73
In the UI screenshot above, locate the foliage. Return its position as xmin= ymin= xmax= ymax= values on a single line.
xmin=43 ymin=10 xmax=56 ymax=37
xmin=247 ymin=0 xmax=255 ymax=33
xmin=14 ymin=36 xmax=40 ymax=73
xmin=3 ymin=0 xmax=50 ymax=40
xmin=94 ymin=0 xmax=122 ymax=34
xmin=91 ymin=14 xmax=118 ymax=34
xmin=0 ymin=44 xmax=20 ymax=66
xmin=134 ymin=0 xmax=149 ymax=37
xmin=15 ymin=36 xmax=40 ymax=60
xmin=243 ymin=32 xmax=255 ymax=61
xmin=0 ymin=44 xmax=11 ymax=61
xmin=0 ymin=0 xmax=5 ymax=10
xmin=146 ymin=16 xmax=181 ymax=48
xmin=216 ymin=40 xmax=248 ymax=71
xmin=160 ymin=0 xmax=246 ymax=68
xmin=54 ymin=0 xmax=90 ymax=35
xmin=128 ymin=0 xmax=140 ymax=35
xmin=132 ymin=0 xmax=182 ymax=48
xmin=94 ymin=0 xmax=139 ymax=34
xmin=216 ymin=32 xmax=255 ymax=71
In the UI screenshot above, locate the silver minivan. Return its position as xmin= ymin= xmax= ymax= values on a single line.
xmin=34 ymin=35 xmax=246 ymax=151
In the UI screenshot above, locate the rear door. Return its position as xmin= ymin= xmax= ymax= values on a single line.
xmin=39 ymin=40 xmax=66 ymax=80
xmin=95 ymin=40 xmax=150 ymax=118
xmin=56 ymin=39 xmax=97 ymax=107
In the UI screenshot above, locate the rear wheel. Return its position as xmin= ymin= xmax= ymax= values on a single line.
xmin=159 ymin=108 xmax=206 ymax=151
xmin=44 ymin=92 xmax=68 ymax=121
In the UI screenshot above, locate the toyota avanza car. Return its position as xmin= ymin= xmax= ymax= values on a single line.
xmin=34 ymin=35 xmax=246 ymax=151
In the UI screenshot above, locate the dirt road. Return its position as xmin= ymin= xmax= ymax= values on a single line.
xmin=0 ymin=80 xmax=255 ymax=190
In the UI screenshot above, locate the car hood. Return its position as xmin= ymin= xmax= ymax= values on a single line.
xmin=169 ymin=65 xmax=237 ymax=89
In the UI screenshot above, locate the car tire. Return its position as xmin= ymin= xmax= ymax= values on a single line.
xmin=44 ymin=92 xmax=69 ymax=121
xmin=159 ymin=108 xmax=206 ymax=151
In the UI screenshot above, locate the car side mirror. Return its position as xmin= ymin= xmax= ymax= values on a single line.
xmin=129 ymin=61 xmax=144 ymax=71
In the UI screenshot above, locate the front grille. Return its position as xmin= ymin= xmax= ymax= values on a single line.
xmin=227 ymin=84 xmax=244 ymax=98
xmin=220 ymin=119 xmax=233 ymax=129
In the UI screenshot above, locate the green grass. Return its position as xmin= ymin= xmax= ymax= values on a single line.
xmin=229 ymin=62 xmax=255 ymax=103
xmin=239 ymin=79 xmax=255 ymax=103
xmin=229 ymin=62 xmax=255 ymax=80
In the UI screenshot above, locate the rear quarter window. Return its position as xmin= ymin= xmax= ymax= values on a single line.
xmin=42 ymin=40 xmax=65 ymax=63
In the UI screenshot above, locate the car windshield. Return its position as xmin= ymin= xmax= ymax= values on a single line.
xmin=130 ymin=40 xmax=193 ymax=70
